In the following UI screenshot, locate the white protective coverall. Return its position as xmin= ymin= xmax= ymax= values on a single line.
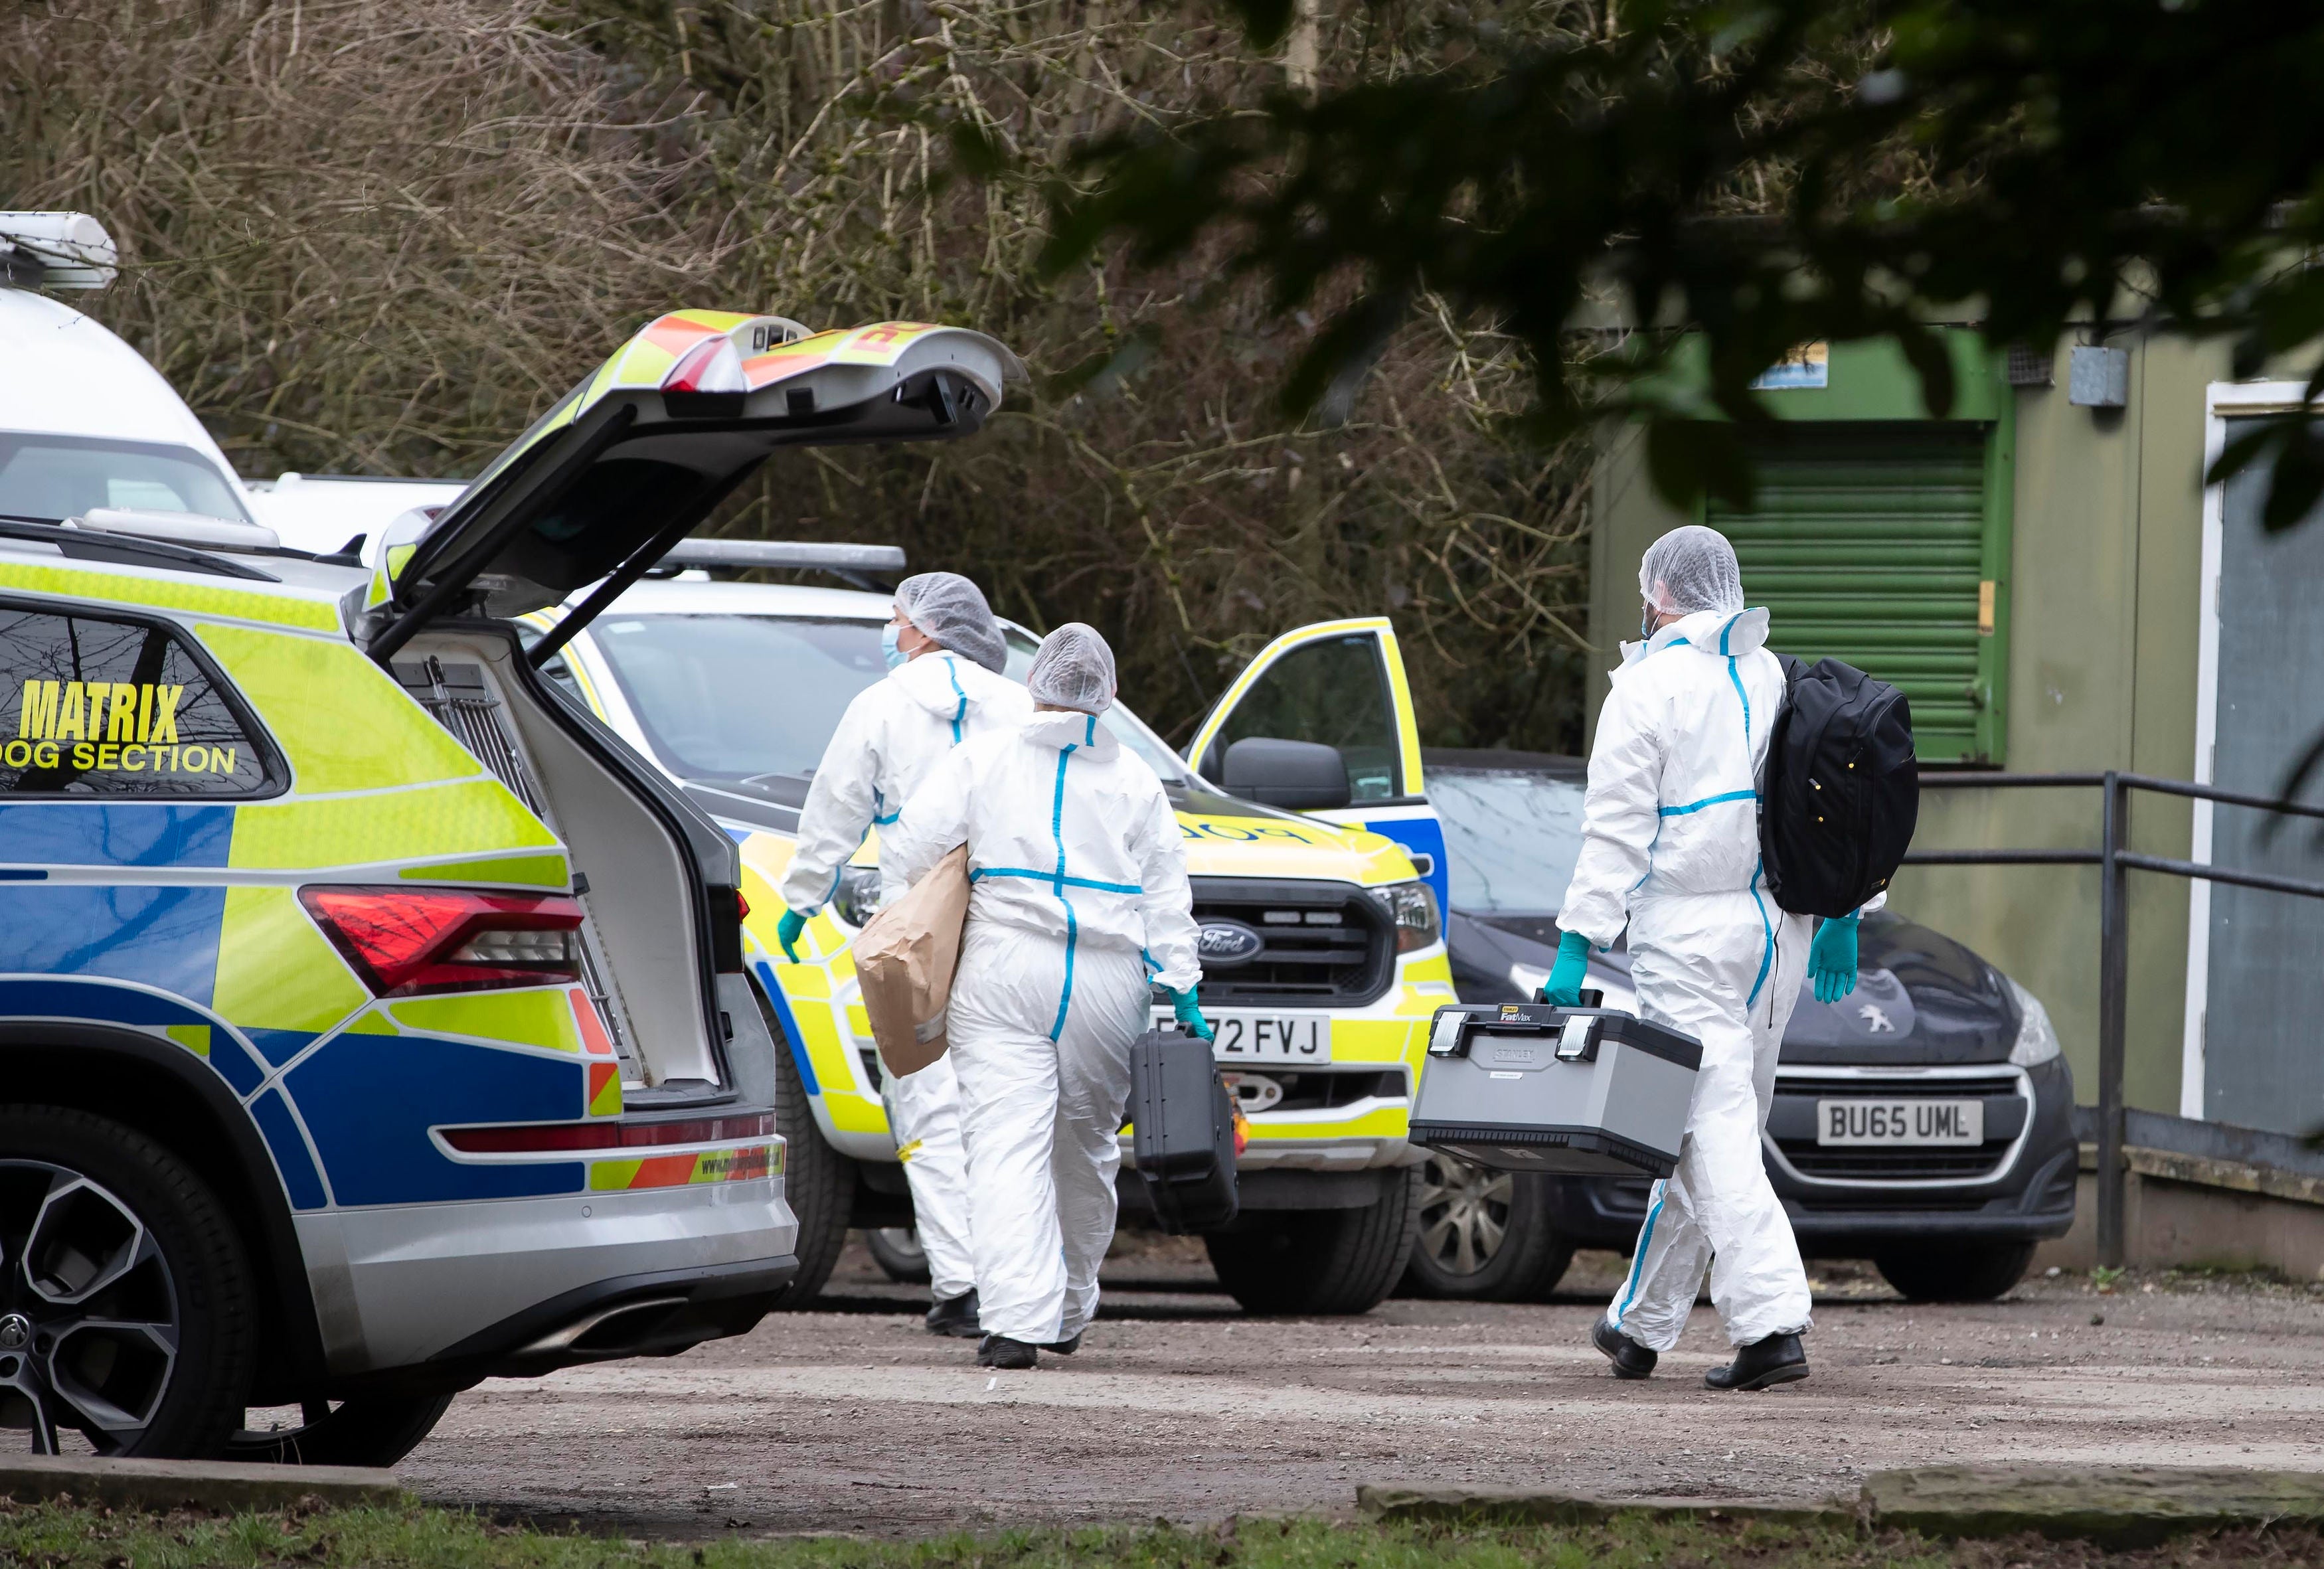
xmin=779 ymin=647 xmax=1033 ymax=1303
xmin=1559 ymin=600 xmax=1825 ymax=1353
xmin=880 ymin=704 xmax=1201 ymax=1345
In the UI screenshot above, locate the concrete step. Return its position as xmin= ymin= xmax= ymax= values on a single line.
xmin=0 ymin=1454 xmax=402 ymax=1512
xmin=1361 ymin=1465 xmax=2324 ymax=1547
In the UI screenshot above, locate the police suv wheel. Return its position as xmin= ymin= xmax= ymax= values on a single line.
xmin=863 ymin=1226 xmax=931 ymax=1284
xmin=231 ymin=1392 xmax=454 ymax=1466
xmin=0 ymin=1108 xmax=254 ymax=1457
xmin=1399 ymin=1153 xmax=1576 ymax=1302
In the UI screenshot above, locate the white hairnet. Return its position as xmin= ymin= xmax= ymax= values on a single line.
xmin=895 ymin=571 xmax=1007 ymax=674
xmin=1639 ymin=525 xmax=1746 ymax=618
xmin=1027 ymin=622 xmax=1116 ymax=714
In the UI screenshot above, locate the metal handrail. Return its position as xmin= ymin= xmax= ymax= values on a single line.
xmin=1894 ymin=767 xmax=2324 ymax=1266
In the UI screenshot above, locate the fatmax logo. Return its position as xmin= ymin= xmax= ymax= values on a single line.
xmin=1499 ymin=1004 xmax=1525 ymax=1022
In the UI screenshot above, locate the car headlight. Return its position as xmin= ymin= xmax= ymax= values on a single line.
xmin=831 ymin=864 xmax=882 ymax=930
xmin=2006 ymin=976 xmax=2060 ymax=1067
xmin=1367 ymin=878 xmax=1440 ymax=953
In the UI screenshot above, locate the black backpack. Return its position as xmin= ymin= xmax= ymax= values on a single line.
xmin=1759 ymin=654 xmax=1919 ymax=918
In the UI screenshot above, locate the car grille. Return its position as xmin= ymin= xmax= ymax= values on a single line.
xmin=1771 ymin=1071 xmax=2025 ymax=1185
xmin=1186 ymin=877 xmax=1394 ymax=1008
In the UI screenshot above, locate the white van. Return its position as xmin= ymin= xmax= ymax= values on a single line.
xmin=0 ymin=220 xmax=258 ymax=537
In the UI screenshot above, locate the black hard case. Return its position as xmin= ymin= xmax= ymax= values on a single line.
xmin=1128 ymin=1028 xmax=1239 ymax=1234
xmin=1409 ymin=1003 xmax=1704 ymax=1178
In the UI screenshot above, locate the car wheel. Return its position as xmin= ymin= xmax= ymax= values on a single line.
xmin=755 ymin=985 xmax=851 ymax=1308
xmin=230 ymin=1392 xmax=455 ymax=1466
xmin=1399 ymin=1153 xmax=1575 ymax=1301
xmin=1873 ymin=1241 xmax=2037 ymax=1303
xmin=863 ymin=1226 xmax=930 ymax=1284
xmin=1203 ymin=1169 xmax=1420 ymax=1315
xmin=0 ymin=1106 xmax=254 ymax=1457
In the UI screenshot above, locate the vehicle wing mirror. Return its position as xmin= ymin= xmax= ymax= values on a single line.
xmin=1220 ymin=736 xmax=1351 ymax=810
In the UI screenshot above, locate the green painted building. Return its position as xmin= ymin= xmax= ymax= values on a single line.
xmin=1590 ymin=327 xmax=2324 ymax=1135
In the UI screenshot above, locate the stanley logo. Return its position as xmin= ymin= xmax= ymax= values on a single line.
xmin=1499 ymin=1003 xmax=1525 ymax=1023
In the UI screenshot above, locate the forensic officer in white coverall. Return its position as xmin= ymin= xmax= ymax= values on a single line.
xmin=1542 ymin=525 xmax=1868 ymax=1391
xmin=881 ymin=623 xmax=1204 ymax=1369
xmin=776 ymin=571 xmax=1033 ymax=1338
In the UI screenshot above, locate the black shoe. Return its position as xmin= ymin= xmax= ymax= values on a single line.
xmin=1592 ymin=1317 xmax=1657 ymax=1380
xmin=976 ymin=1335 xmax=1038 ymax=1370
xmin=1704 ymin=1332 xmax=1809 ymax=1391
xmin=1040 ymin=1331 xmax=1082 ymax=1356
xmin=925 ymin=1290 xmax=981 ymax=1339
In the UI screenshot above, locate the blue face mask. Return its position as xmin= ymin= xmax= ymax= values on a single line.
xmin=1641 ymin=603 xmax=1657 ymax=641
xmin=880 ymin=621 xmax=907 ymax=669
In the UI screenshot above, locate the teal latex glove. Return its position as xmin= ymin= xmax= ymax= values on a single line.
xmin=1809 ymin=912 xmax=1860 ymax=1004
xmin=776 ymin=907 xmax=808 ymax=962
xmin=1538 ymin=929 xmax=1591 ymax=1008
xmin=1169 ymin=986 xmax=1214 ymax=1042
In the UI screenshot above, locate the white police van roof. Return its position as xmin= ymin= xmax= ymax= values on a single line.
xmin=0 ymin=288 xmax=250 ymax=505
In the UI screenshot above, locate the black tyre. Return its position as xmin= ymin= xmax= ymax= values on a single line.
xmin=1873 ymin=1241 xmax=2037 ymax=1303
xmin=0 ymin=1106 xmax=254 ymax=1457
xmin=230 ymin=1392 xmax=454 ymax=1466
xmin=863 ymin=1226 xmax=930 ymax=1284
xmin=1203 ymin=1169 xmax=1420 ymax=1315
xmin=1399 ymin=1153 xmax=1575 ymax=1301
xmin=756 ymin=984 xmax=853 ymax=1308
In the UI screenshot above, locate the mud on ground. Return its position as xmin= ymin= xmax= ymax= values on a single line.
xmin=401 ymin=1234 xmax=2324 ymax=1538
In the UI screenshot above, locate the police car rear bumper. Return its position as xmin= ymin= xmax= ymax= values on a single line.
xmin=295 ymin=1177 xmax=798 ymax=1385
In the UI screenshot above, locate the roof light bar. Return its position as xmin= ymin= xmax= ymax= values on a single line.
xmin=658 ymin=540 xmax=906 ymax=572
xmin=0 ymin=212 xmax=118 ymax=291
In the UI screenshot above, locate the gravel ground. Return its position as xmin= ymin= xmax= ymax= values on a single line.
xmin=400 ymin=1235 xmax=2324 ymax=1538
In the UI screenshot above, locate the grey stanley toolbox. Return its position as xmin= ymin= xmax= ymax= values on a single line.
xmin=1410 ymin=1001 xmax=1702 ymax=1177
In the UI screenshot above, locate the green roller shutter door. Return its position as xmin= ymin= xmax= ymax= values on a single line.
xmin=1706 ymin=424 xmax=2001 ymax=762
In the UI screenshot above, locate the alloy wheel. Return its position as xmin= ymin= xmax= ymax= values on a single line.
xmin=1414 ymin=1153 xmax=1513 ymax=1278
xmin=0 ymin=1161 xmax=180 ymax=1454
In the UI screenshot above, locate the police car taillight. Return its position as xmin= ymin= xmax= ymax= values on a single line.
xmin=440 ymin=1112 xmax=774 ymax=1153
xmin=299 ymin=886 xmax=584 ymax=996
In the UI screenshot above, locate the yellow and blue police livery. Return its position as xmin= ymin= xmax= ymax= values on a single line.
xmin=0 ymin=274 xmax=1021 ymax=1461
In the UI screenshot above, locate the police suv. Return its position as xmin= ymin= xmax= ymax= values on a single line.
xmin=0 ymin=213 xmax=1017 ymax=1459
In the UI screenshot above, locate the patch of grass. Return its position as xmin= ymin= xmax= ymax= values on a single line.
xmin=0 ymin=1501 xmax=2317 ymax=1569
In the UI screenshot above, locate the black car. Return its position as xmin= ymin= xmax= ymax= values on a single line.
xmin=1404 ymin=748 xmax=2078 ymax=1305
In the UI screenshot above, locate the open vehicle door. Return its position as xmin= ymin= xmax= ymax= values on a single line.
xmin=357 ymin=313 xmax=1023 ymax=664
xmin=1184 ymin=616 xmax=1448 ymax=913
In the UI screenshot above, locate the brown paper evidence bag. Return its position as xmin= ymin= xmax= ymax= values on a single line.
xmin=852 ymin=844 xmax=970 ymax=1079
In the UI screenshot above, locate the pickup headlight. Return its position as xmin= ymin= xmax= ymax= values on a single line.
xmin=831 ymin=865 xmax=882 ymax=930
xmin=2006 ymin=977 xmax=2060 ymax=1067
xmin=1367 ymin=878 xmax=1440 ymax=953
